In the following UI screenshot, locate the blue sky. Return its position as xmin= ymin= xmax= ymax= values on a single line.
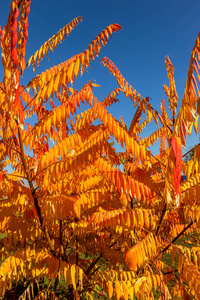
xmin=0 ymin=0 xmax=200 ymax=155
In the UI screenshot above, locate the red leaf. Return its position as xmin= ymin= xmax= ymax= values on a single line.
xmin=171 ymin=137 xmax=182 ymax=206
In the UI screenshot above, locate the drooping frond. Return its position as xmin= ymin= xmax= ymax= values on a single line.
xmin=27 ymin=53 xmax=82 ymax=99
xmin=94 ymin=158 xmax=155 ymax=205
xmin=74 ymin=86 xmax=122 ymax=132
xmin=103 ymin=273 xmax=169 ymax=300
xmin=181 ymin=206 xmax=200 ymax=226
xmin=28 ymin=17 xmax=84 ymax=71
xmin=34 ymin=127 xmax=114 ymax=191
xmin=36 ymin=126 xmax=108 ymax=173
xmin=41 ymin=195 xmax=80 ymax=220
xmin=95 ymin=100 xmax=150 ymax=163
xmin=76 ymin=188 xmax=113 ymax=212
xmin=1 ymin=0 xmax=24 ymax=124
xmin=17 ymin=0 xmax=31 ymax=75
xmin=126 ymin=166 xmax=163 ymax=196
xmin=126 ymin=233 xmax=158 ymax=271
xmin=0 ymin=247 xmax=50 ymax=298
xmin=67 ymin=23 xmax=122 ymax=83
xmin=101 ymin=88 xmax=122 ymax=107
xmin=135 ymin=117 xmax=153 ymax=135
xmin=25 ymin=24 xmax=122 ymax=110
xmin=101 ymin=57 xmax=143 ymax=106
xmin=141 ymin=127 xmax=165 ymax=149
xmin=164 ymin=137 xmax=182 ymax=208
xmin=23 ymin=83 xmax=94 ymax=150
xmin=88 ymin=208 xmax=156 ymax=232
xmin=181 ymin=173 xmax=200 ymax=193
xmin=164 ymin=56 xmax=179 ymax=119
xmin=75 ymin=107 xmax=98 ymax=131
xmin=171 ymin=245 xmax=200 ymax=299
xmin=173 ymin=32 xmax=200 ymax=146
xmin=76 ymin=175 xmax=111 ymax=196
xmin=181 ymin=178 xmax=200 ymax=206
xmin=128 ymin=106 xmax=142 ymax=136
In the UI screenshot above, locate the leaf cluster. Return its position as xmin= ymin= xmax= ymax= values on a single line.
xmin=0 ymin=1 xmax=200 ymax=300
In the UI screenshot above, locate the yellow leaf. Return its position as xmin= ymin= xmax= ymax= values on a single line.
xmin=128 ymin=286 xmax=134 ymax=300
xmin=91 ymin=83 xmax=101 ymax=87
xmin=67 ymin=62 xmax=75 ymax=84
xmin=56 ymin=106 xmax=62 ymax=123
xmin=39 ymin=85 xmax=47 ymax=102
xmin=107 ymin=281 xmax=113 ymax=298
xmin=122 ymin=282 xmax=128 ymax=300
xmin=115 ymin=281 xmax=121 ymax=300
xmin=137 ymin=209 xmax=144 ymax=229
xmin=54 ymin=72 xmax=60 ymax=92
xmin=79 ymin=268 xmax=83 ymax=290
xmin=46 ymin=117 xmax=51 ymax=134
xmin=19 ymin=194 xmax=26 ymax=205
xmin=153 ymin=110 xmax=158 ymax=126
xmin=177 ymin=252 xmax=183 ymax=274
xmin=143 ymin=210 xmax=149 ymax=229
xmin=152 ymin=275 xmax=157 ymax=291
xmin=71 ymin=264 xmax=76 ymax=290
xmin=155 ymin=274 xmax=161 ymax=290
xmin=46 ymin=77 xmax=54 ymax=99
xmin=74 ymin=201 xmax=80 ymax=218
xmin=64 ymin=265 xmax=70 ymax=286
xmin=192 ymin=249 xmax=198 ymax=266
xmin=43 ymin=169 xmax=49 ymax=187
xmin=68 ymin=87 xmax=74 ymax=94
xmin=74 ymin=58 xmax=80 ymax=81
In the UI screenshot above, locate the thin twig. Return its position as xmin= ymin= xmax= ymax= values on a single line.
xmin=89 ymin=288 xmax=109 ymax=299
xmin=161 ymin=220 xmax=194 ymax=254
xmin=156 ymin=203 xmax=167 ymax=235
xmin=182 ymin=147 xmax=195 ymax=158
xmin=0 ymin=140 xmax=21 ymax=155
xmin=17 ymin=120 xmax=56 ymax=256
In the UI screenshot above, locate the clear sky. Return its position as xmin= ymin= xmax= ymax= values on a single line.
xmin=0 ymin=0 xmax=200 ymax=155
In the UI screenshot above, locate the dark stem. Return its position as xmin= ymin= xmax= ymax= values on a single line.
xmin=0 ymin=139 xmax=21 ymax=155
xmin=60 ymin=219 xmax=64 ymax=258
xmin=130 ymin=195 xmax=134 ymax=209
xmin=150 ymin=153 xmax=166 ymax=167
xmin=127 ymin=169 xmax=134 ymax=209
xmin=163 ymin=269 xmax=178 ymax=275
xmin=85 ymin=254 xmax=102 ymax=276
xmin=89 ymin=264 xmax=102 ymax=277
xmin=17 ymin=0 xmax=23 ymax=8
xmin=76 ymin=235 xmax=78 ymax=266
xmin=182 ymin=147 xmax=195 ymax=158
xmin=0 ymin=86 xmax=5 ymax=93
xmin=68 ymin=285 xmax=74 ymax=300
xmin=17 ymin=122 xmax=56 ymax=256
xmin=54 ymin=274 xmax=59 ymax=292
xmin=161 ymin=220 xmax=194 ymax=254
xmin=23 ymin=93 xmax=37 ymax=111
xmin=156 ymin=203 xmax=167 ymax=235
xmin=89 ymin=288 xmax=109 ymax=299
xmin=85 ymin=240 xmax=117 ymax=277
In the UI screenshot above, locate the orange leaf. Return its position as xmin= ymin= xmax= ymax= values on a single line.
xmin=115 ymin=281 xmax=121 ymax=300
xmin=108 ymin=281 xmax=113 ymax=298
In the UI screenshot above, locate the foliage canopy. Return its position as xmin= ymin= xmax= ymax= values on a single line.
xmin=0 ymin=1 xmax=200 ymax=300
